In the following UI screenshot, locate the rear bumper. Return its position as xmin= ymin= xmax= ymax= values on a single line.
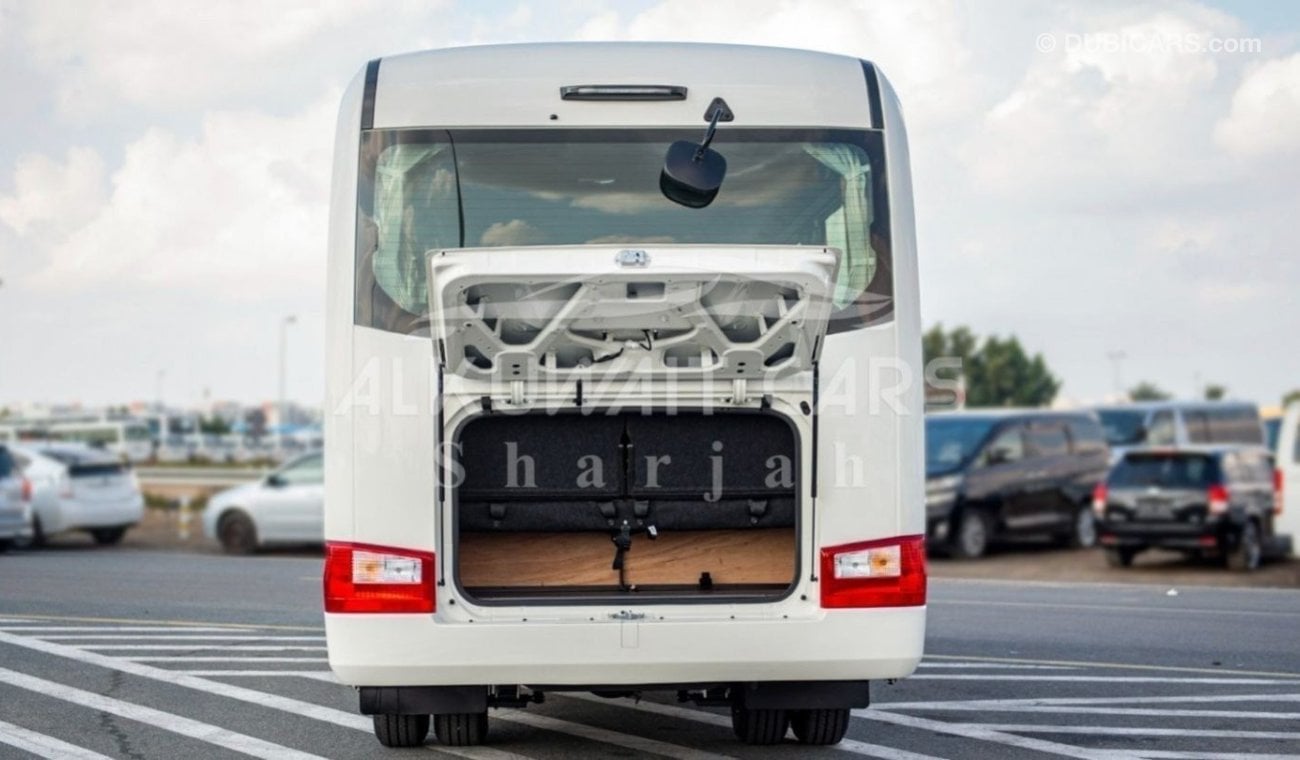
xmin=0 ymin=509 xmax=28 ymax=539
xmin=1099 ymin=516 xmax=1233 ymax=549
xmin=44 ymin=495 xmax=144 ymax=533
xmin=326 ymin=606 xmax=925 ymax=687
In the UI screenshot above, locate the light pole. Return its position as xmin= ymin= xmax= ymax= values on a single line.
xmin=1106 ymin=350 xmax=1127 ymax=399
xmin=277 ymin=315 xmax=297 ymax=455
xmin=155 ymin=369 xmax=166 ymax=411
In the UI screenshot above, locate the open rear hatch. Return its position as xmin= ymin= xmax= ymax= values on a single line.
xmin=428 ymin=245 xmax=838 ymax=603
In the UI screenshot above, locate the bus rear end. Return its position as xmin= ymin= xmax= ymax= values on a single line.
xmin=323 ymin=42 xmax=924 ymax=748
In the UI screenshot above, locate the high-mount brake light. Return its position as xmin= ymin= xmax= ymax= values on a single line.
xmin=324 ymin=542 xmax=435 ymax=613
xmin=559 ymin=84 xmax=687 ymax=101
xmin=820 ymin=535 xmax=926 ymax=609
xmin=1207 ymin=483 xmax=1230 ymax=515
xmin=1092 ymin=482 xmax=1109 ymax=515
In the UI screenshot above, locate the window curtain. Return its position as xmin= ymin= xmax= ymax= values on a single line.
xmin=373 ymin=143 xmax=457 ymax=313
xmin=801 ymin=144 xmax=875 ymax=309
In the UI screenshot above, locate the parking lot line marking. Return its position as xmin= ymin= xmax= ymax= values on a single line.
xmin=39 ymin=634 xmax=326 ymax=641
xmin=0 ymin=666 xmax=327 ymax=760
xmin=0 ymin=630 xmax=721 ymax=759
xmin=880 ymin=692 xmax=1300 ymax=710
xmin=0 ymin=718 xmax=114 ymax=759
xmin=887 ymin=705 xmax=1300 ymax=720
xmin=857 ymin=710 xmax=1117 ymax=760
xmin=1121 ymin=753 xmax=1300 ymax=760
xmin=925 ymin=653 xmax=1300 ymax=679
xmin=124 ymin=656 xmax=329 ymax=662
xmin=498 ymin=709 xmax=733 ymax=760
xmin=565 ymin=693 xmax=947 ymax=760
xmin=0 ymin=613 xmax=322 ymax=631
xmin=174 ymin=670 xmax=336 ymax=678
xmin=84 ymin=645 xmax=327 ymax=651
xmin=974 ymin=724 xmax=1300 ymax=740
xmin=916 ymin=662 xmax=1078 ymax=670
xmin=934 ymin=598 xmax=1300 ymax=620
xmin=909 ymin=675 xmax=1300 ymax=684
xmin=0 ymin=626 xmax=270 ymax=633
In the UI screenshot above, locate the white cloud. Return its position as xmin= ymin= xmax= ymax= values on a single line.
xmin=0 ymin=147 xmax=106 ymax=237
xmin=1215 ymin=52 xmax=1300 ymax=157
xmin=9 ymin=0 xmax=448 ymax=117
xmin=19 ymin=96 xmax=337 ymax=295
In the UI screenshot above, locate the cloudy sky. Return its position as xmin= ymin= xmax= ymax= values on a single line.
xmin=0 ymin=0 xmax=1297 ymax=410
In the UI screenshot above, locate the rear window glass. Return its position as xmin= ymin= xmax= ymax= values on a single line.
xmin=69 ymin=462 xmax=126 ymax=478
xmin=1097 ymin=410 xmax=1147 ymax=446
xmin=1067 ymin=417 xmax=1108 ymax=455
xmin=1111 ymin=454 xmax=1218 ymax=489
xmin=1025 ymin=424 xmax=1069 ymax=458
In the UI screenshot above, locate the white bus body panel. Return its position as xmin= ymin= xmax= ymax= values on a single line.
xmin=325 ymin=43 xmax=924 ymax=688
xmin=1277 ymin=402 xmax=1299 ymax=556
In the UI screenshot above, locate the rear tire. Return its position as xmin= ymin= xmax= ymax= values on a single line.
xmin=432 ymin=712 xmax=488 ymax=746
xmin=950 ymin=509 xmax=992 ymax=559
xmin=0 ymin=539 xmax=12 ymax=553
xmin=12 ymin=515 xmax=43 ymax=549
xmin=91 ymin=527 xmax=127 ymax=546
xmin=790 ymin=708 xmax=850 ymax=745
xmin=1066 ymin=507 xmax=1098 ymax=549
xmin=1105 ymin=547 xmax=1136 ymax=568
xmin=731 ymin=706 xmax=788 ymax=745
xmin=373 ymin=714 xmax=430 ymax=748
xmin=1226 ymin=521 xmax=1262 ymax=572
xmin=217 ymin=511 xmax=257 ymax=555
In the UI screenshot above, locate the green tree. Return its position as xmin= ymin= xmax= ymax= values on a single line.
xmin=198 ymin=415 xmax=232 ymax=435
xmin=1129 ymin=381 xmax=1171 ymax=401
xmin=1203 ymin=384 xmax=1227 ymax=401
xmin=1283 ymin=389 xmax=1300 ymax=407
xmin=923 ymin=324 xmax=1061 ymax=407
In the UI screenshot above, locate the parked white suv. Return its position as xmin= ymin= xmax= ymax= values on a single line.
xmin=1275 ymin=401 xmax=1298 ymax=556
xmin=0 ymin=445 xmax=33 ymax=551
xmin=11 ymin=443 xmax=144 ymax=546
xmin=203 ymin=451 xmax=323 ymax=554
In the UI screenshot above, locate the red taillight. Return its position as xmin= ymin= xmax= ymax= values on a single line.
xmin=20 ymin=478 xmax=32 ymax=503
xmin=1207 ymin=484 xmax=1230 ymax=514
xmin=1273 ymin=468 xmax=1284 ymax=516
xmin=1092 ymin=482 xmax=1109 ymax=515
xmin=820 ymin=535 xmax=926 ymax=609
xmin=324 ymin=542 xmax=435 ymax=614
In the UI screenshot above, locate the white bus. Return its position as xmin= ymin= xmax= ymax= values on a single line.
xmin=0 ymin=419 xmax=153 ymax=463
xmin=324 ymin=42 xmax=925 ymax=749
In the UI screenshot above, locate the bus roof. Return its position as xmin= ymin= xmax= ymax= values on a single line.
xmin=367 ymin=42 xmax=886 ymax=130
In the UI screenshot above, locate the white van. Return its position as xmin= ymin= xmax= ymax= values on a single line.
xmin=1275 ymin=402 xmax=1299 ymax=556
xmin=1094 ymin=401 xmax=1265 ymax=462
xmin=323 ymin=43 xmax=925 ymax=748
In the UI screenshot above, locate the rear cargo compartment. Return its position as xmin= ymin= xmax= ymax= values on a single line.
xmin=453 ymin=410 xmax=799 ymax=603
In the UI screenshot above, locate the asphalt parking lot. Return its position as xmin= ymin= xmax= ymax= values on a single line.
xmin=2 ymin=549 xmax=1299 ymax=759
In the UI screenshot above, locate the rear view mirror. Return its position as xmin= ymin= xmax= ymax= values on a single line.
xmin=986 ymin=448 xmax=1013 ymax=466
xmin=660 ymin=96 xmax=732 ymax=209
xmin=660 ymin=141 xmax=727 ymax=209
xmin=266 ymin=473 xmax=287 ymax=488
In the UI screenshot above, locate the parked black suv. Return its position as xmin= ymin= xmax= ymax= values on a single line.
xmin=1095 ymin=446 xmax=1288 ymax=571
xmin=925 ymin=410 xmax=1111 ymax=558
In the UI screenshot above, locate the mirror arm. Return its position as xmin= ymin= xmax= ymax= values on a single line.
xmin=694 ymin=109 xmax=722 ymax=160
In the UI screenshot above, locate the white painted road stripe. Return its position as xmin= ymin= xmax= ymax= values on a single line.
xmin=176 ymin=670 xmax=337 ymax=679
xmin=976 ymin=724 xmax=1300 ymax=740
xmin=0 ymin=626 xmax=265 ymax=633
xmin=909 ymin=675 xmax=1300 ymax=684
xmin=882 ymin=692 xmax=1300 ymax=710
xmin=1122 ymin=753 xmax=1300 ymax=760
xmin=565 ymin=693 xmax=946 ymax=760
xmin=84 ymin=644 xmax=327 ymax=651
xmin=124 ymin=656 xmax=328 ymax=662
xmin=0 ymin=630 xmax=723 ymax=760
xmin=0 ymin=718 xmax=113 ymax=760
xmin=0 ymin=666 xmax=326 ymax=760
xmin=890 ymin=704 xmax=1300 ymax=720
xmin=858 ymin=710 xmax=1117 ymax=760
xmin=915 ymin=662 xmax=1078 ymax=670
xmin=40 ymin=634 xmax=326 ymax=641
